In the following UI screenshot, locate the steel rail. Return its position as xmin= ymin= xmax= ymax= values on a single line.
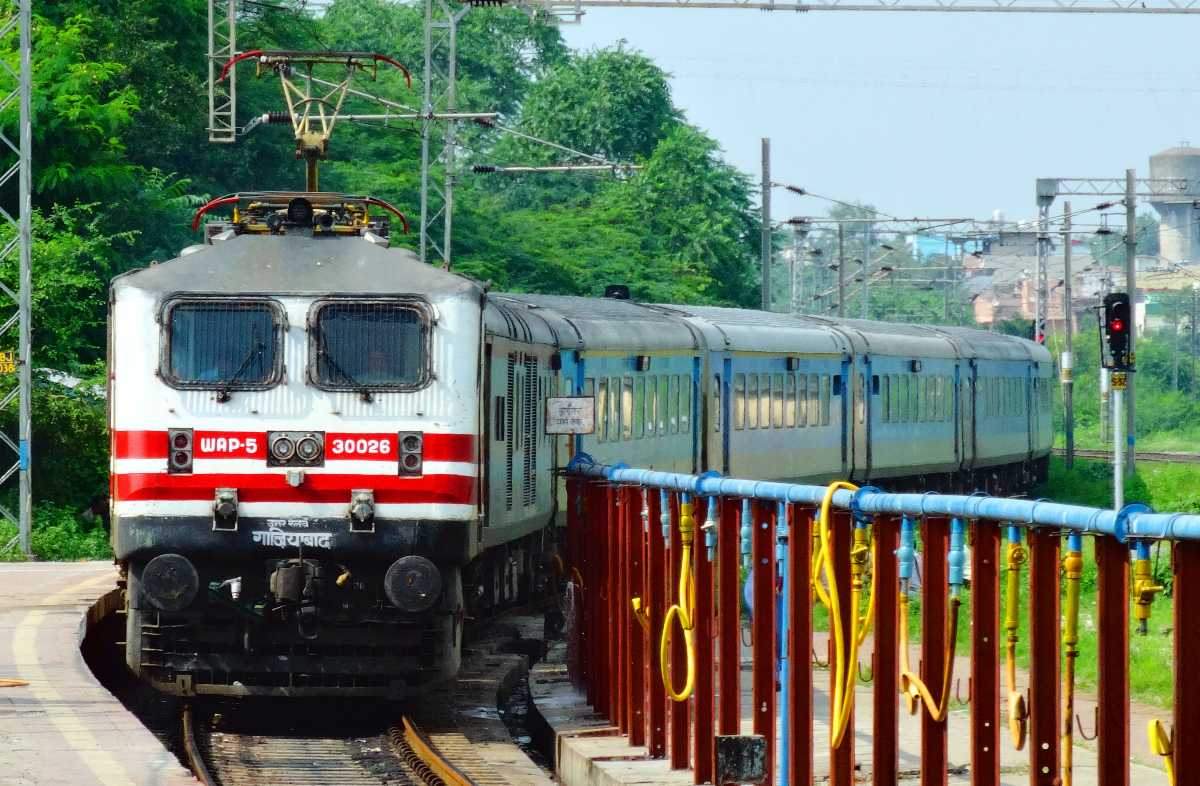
xmin=1056 ymin=447 xmax=1200 ymax=464
xmin=181 ymin=705 xmax=218 ymax=786
xmin=566 ymin=453 xmax=1200 ymax=541
xmin=393 ymin=717 xmax=481 ymax=786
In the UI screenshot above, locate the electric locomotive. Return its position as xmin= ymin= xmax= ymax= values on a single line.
xmin=110 ymin=191 xmax=1050 ymax=698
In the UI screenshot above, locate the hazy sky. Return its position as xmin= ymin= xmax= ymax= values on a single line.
xmin=560 ymin=13 xmax=1200 ymax=225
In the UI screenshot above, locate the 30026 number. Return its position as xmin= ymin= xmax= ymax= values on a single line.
xmin=329 ymin=437 xmax=392 ymax=457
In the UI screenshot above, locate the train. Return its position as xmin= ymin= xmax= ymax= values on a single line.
xmin=109 ymin=190 xmax=1052 ymax=698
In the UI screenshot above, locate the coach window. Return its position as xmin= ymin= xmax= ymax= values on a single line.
xmin=712 ymin=375 xmax=722 ymax=433
xmin=608 ymin=376 xmax=620 ymax=441
xmin=667 ymin=375 xmax=679 ymax=434
xmin=797 ymin=374 xmax=808 ymax=427
xmin=165 ymin=298 xmax=283 ymax=390
xmin=808 ymin=373 xmax=819 ymax=426
xmin=734 ymin=374 xmax=746 ymax=430
xmin=658 ymin=375 xmax=669 ymax=433
xmin=785 ymin=374 xmax=797 ymax=428
xmin=596 ymin=379 xmax=608 ymax=442
xmin=645 ymin=375 xmax=657 ymax=437
xmin=759 ymin=374 xmax=771 ymax=428
xmin=820 ymin=376 xmax=831 ymax=426
xmin=856 ymin=373 xmax=865 ymax=424
xmin=686 ymin=379 xmax=696 ymax=434
xmin=634 ymin=377 xmax=645 ymax=438
xmin=621 ymin=377 xmax=634 ymax=441
xmin=747 ymin=375 xmax=759 ymax=429
xmin=910 ymin=376 xmax=920 ymax=423
xmin=772 ymin=373 xmax=785 ymax=428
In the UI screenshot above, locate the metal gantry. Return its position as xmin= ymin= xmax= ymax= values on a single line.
xmin=0 ymin=0 xmax=32 ymax=555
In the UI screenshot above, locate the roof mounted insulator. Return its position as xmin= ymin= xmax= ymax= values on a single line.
xmin=604 ymin=285 xmax=631 ymax=300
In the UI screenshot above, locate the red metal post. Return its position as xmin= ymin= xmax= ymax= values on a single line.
xmin=647 ymin=490 xmax=668 ymax=758
xmin=872 ymin=515 xmax=900 ymax=786
xmin=970 ymin=522 xmax=1001 ymax=786
xmin=669 ymin=493 xmax=690 ymax=769
xmin=586 ymin=481 xmax=607 ymax=712
xmin=606 ymin=484 xmax=619 ymax=722
xmin=1027 ymin=529 xmax=1060 ymax=785
xmin=787 ymin=504 xmax=814 ymax=786
xmin=693 ymin=498 xmax=716 ymax=784
xmin=628 ymin=487 xmax=646 ymax=747
xmin=752 ymin=500 xmax=776 ymax=784
xmin=616 ymin=486 xmax=629 ymax=733
xmin=717 ymin=497 xmax=741 ymax=744
xmin=919 ymin=516 xmax=949 ymax=786
xmin=1095 ymin=535 xmax=1129 ymax=786
xmin=1176 ymin=540 xmax=1200 ymax=775
xmin=829 ymin=510 xmax=855 ymax=786
xmin=568 ymin=479 xmax=591 ymax=697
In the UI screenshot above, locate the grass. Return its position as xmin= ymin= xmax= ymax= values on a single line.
xmin=803 ymin=456 xmax=1188 ymax=708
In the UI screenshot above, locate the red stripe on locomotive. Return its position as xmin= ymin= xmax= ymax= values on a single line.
xmin=114 ymin=472 xmax=478 ymax=505
xmin=113 ymin=431 xmax=476 ymax=463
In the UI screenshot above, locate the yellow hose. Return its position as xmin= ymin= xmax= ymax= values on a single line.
xmin=1005 ymin=540 xmax=1029 ymax=751
xmin=811 ymin=481 xmax=868 ymax=749
xmin=1148 ymin=719 xmax=1176 ymax=785
xmin=1062 ymin=547 xmax=1082 ymax=786
xmin=898 ymin=591 xmax=960 ymax=722
xmin=659 ymin=498 xmax=696 ymax=703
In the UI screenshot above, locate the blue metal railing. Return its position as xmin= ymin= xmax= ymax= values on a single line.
xmin=566 ymin=453 xmax=1200 ymax=542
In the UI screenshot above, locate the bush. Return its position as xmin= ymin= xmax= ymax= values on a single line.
xmin=0 ymin=501 xmax=110 ymax=561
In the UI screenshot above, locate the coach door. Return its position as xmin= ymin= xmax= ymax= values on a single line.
xmin=961 ymin=361 xmax=977 ymax=469
xmin=1027 ymin=370 xmax=1037 ymax=460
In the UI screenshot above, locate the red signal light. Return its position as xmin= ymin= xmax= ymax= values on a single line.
xmin=1110 ymin=318 xmax=1125 ymax=333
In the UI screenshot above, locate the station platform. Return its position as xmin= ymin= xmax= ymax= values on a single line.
xmin=0 ymin=561 xmax=196 ymax=786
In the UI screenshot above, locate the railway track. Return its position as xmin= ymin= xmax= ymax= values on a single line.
xmin=1054 ymin=447 xmax=1200 ymax=464
xmin=182 ymin=703 xmax=485 ymax=786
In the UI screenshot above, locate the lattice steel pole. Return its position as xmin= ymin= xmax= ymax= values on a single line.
xmin=420 ymin=0 xmax=469 ymax=269
xmin=0 ymin=0 xmax=32 ymax=554
xmin=207 ymin=0 xmax=237 ymax=143
xmin=1035 ymin=200 xmax=1050 ymax=343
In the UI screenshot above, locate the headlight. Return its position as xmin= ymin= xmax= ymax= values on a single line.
xmin=296 ymin=435 xmax=322 ymax=462
xmin=270 ymin=435 xmax=296 ymax=461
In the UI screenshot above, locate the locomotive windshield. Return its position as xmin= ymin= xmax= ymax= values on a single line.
xmin=311 ymin=301 xmax=428 ymax=390
xmin=165 ymin=300 xmax=279 ymax=388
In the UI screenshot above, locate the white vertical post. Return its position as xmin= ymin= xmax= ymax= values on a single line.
xmin=1112 ymin=384 xmax=1124 ymax=509
xmin=760 ymin=138 xmax=771 ymax=311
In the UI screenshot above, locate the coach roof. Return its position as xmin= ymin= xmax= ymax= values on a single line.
xmin=112 ymin=233 xmax=481 ymax=299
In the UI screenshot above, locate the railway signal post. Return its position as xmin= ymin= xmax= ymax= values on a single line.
xmin=1102 ymin=292 xmax=1132 ymax=508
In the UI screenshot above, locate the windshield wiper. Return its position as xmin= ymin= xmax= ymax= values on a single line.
xmin=216 ymin=340 xmax=264 ymax=403
xmin=319 ymin=347 xmax=374 ymax=403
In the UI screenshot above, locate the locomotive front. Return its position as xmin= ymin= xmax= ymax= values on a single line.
xmin=110 ymin=194 xmax=484 ymax=697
